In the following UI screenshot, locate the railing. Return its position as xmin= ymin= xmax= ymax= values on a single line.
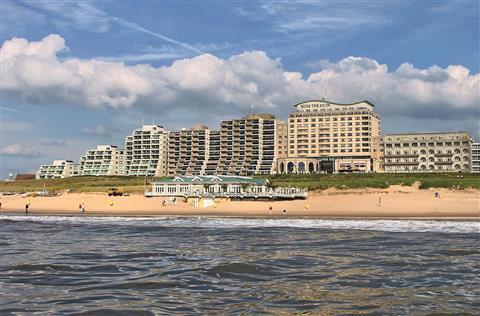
xmin=145 ymin=187 xmax=307 ymax=200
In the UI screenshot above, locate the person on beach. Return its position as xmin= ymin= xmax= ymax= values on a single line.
xmin=268 ymin=206 xmax=273 ymax=215
xmin=162 ymin=199 xmax=166 ymax=206
xmin=25 ymin=201 xmax=30 ymax=214
xmin=173 ymin=197 xmax=177 ymax=206
xmin=81 ymin=202 xmax=86 ymax=213
xmin=283 ymin=209 xmax=287 ymax=215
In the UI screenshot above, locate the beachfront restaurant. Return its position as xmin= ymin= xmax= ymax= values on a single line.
xmin=145 ymin=175 xmax=307 ymax=200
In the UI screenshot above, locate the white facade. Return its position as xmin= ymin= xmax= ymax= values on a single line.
xmin=125 ymin=125 xmax=169 ymax=177
xmin=472 ymin=143 xmax=480 ymax=173
xmin=36 ymin=160 xmax=78 ymax=179
xmin=146 ymin=176 xmax=307 ymax=200
xmin=383 ymin=132 xmax=473 ymax=172
xmin=80 ymin=145 xmax=126 ymax=176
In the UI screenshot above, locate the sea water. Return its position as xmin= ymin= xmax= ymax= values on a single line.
xmin=1 ymin=215 xmax=479 ymax=314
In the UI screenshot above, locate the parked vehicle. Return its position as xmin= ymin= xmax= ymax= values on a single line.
xmin=107 ymin=188 xmax=124 ymax=196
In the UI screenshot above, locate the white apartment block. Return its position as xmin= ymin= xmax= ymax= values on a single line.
xmin=125 ymin=125 xmax=169 ymax=177
xmin=36 ymin=160 xmax=79 ymax=179
xmin=383 ymin=132 xmax=473 ymax=172
xmin=168 ymin=125 xmax=212 ymax=176
xmin=471 ymin=143 xmax=480 ymax=173
xmin=278 ymin=100 xmax=382 ymax=173
xmin=216 ymin=113 xmax=277 ymax=176
xmin=80 ymin=145 xmax=126 ymax=176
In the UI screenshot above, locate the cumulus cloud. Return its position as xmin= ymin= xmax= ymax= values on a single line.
xmin=1 ymin=144 xmax=42 ymax=158
xmin=1 ymin=34 xmax=479 ymax=122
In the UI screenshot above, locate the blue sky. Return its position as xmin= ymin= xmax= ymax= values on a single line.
xmin=1 ymin=0 xmax=479 ymax=177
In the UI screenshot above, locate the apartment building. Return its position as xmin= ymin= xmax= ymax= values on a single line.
xmin=36 ymin=160 xmax=79 ymax=179
xmin=383 ymin=132 xmax=473 ymax=172
xmin=275 ymin=120 xmax=288 ymax=161
xmin=215 ymin=113 xmax=277 ymax=176
xmin=168 ymin=125 xmax=212 ymax=176
xmin=204 ymin=131 xmax=220 ymax=175
xmin=124 ymin=125 xmax=169 ymax=177
xmin=472 ymin=143 xmax=480 ymax=173
xmin=278 ymin=100 xmax=382 ymax=173
xmin=80 ymin=145 xmax=126 ymax=176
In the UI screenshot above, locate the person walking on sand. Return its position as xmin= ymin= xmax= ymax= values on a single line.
xmin=25 ymin=200 xmax=30 ymax=214
xmin=81 ymin=202 xmax=86 ymax=213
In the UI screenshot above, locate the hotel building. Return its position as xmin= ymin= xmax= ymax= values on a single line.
xmin=215 ymin=113 xmax=277 ymax=175
xmin=383 ymin=132 xmax=473 ymax=172
xmin=472 ymin=143 xmax=480 ymax=173
xmin=168 ymin=125 xmax=212 ymax=176
xmin=80 ymin=145 xmax=126 ymax=176
xmin=275 ymin=120 xmax=288 ymax=162
xmin=124 ymin=125 xmax=169 ymax=177
xmin=278 ymin=100 xmax=382 ymax=173
xmin=36 ymin=160 xmax=80 ymax=179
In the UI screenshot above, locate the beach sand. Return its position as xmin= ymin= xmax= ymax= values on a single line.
xmin=1 ymin=185 xmax=479 ymax=219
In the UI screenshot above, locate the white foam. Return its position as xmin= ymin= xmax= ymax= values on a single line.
xmin=1 ymin=215 xmax=479 ymax=233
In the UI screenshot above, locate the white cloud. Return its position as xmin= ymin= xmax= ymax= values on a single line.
xmin=1 ymin=34 xmax=479 ymax=124
xmin=1 ymin=144 xmax=42 ymax=158
xmin=81 ymin=125 xmax=112 ymax=137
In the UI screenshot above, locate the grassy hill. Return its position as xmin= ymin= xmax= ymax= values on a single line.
xmin=1 ymin=173 xmax=479 ymax=194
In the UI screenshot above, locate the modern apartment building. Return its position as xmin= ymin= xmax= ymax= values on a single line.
xmin=215 ymin=113 xmax=277 ymax=175
xmin=36 ymin=160 xmax=79 ymax=179
xmin=124 ymin=125 xmax=169 ymax=177
xmin=278 ymin=100 xmax=382 ymax=173
xmin=472 ymin=143 xmax=480 ymax=173
xmin=383 ymin=132 xmax=473 ymax=172
xmin=168 ymin=125 xmax=212 ymax=176
xmin=80 ymin=145 xmax=126 ymax=176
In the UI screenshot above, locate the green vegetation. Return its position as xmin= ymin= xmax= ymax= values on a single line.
xmin=263 ymin=173 xmax=480 ymax=191
xmin=0 ymin=176 xmax=158 ymax=194
xmin=1 ymin=173 xmax=479 ymax=194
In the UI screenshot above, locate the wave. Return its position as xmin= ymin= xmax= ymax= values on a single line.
xmin=1 ymin=214 xmax=478 ymax=233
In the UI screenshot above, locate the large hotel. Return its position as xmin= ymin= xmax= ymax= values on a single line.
xmin=36 ymin=100 xmax=478 ymax=178
xmin=278 ymin=100 xmax=382 ymax=173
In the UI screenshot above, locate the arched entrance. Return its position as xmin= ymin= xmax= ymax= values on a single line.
xmin=308 ymin=162 xmax=315 ymax=173
xmin=279 ymin=162 xmax=285 ymax=174
xmin=287 ymin=162 xmax=295 ymax=173
xmin=298 ymin=162 xmax=306 ymax=173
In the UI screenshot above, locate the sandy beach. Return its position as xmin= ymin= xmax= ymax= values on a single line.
xmin=1 ymin=185 xmax=479 ymax=219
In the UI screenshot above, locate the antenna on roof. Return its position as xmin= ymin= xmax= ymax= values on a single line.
xmin=322 ymin=78 xmax=328 ymax=101
xmin=250 ymin=104 xmax=254 ymax=113
xmin=141 ymin=117 xmax=144 ymax=127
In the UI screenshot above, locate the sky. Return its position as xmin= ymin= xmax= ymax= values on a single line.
xmin=1 ymin=0 xmax=479 ymax=177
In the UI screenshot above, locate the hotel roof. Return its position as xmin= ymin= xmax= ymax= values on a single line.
xmin=293 ymin=100 xmax=375 ymax=107
xmin=153 ymin=175 xmax=265 ymax=185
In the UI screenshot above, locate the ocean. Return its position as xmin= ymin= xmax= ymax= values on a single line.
xmin=1 ymin=215 xmax=479 ymax=315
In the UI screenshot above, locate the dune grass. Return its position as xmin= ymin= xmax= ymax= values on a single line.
xmin=263 ymin=173 xmax=480 ymax=191
xmin=1 ymin=173 xmax=479 ymax=194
